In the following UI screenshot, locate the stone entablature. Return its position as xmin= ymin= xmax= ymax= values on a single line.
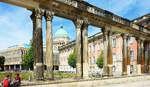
xmin=133 ymin=13 xmax=150 ymax=30
xmin=2 ymin=0 xmax=150 ymax=40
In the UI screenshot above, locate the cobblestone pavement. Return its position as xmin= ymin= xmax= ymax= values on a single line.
xmin=100 ymin=80 xmax=150 ymax=87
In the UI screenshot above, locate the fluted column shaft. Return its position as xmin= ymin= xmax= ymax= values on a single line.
xmin=102 ymin=27 xmax=113 ymax=76
xmin=136 ymin=38 xmax=142 ymax=74
xmin=148 ymin=41 xmax=150 ymax=73
xmin=144 ymin=41 xmax=149 ymax=73
xmin=108 ymin=30 xmax=113 ymax=65
xmin=141 ymin=40 xmax=145 ymax=73
xmin=102 ymin=29 xmax=108 ymax=67
xmin=122 ymin=34 xmax=128 ymax=75
xmin=82 ymin=23 xmax=89 ymax=79
xmin=75 ymin=19 xmax=83 ymax=78
xmin=137 ymin=39 xmax=141 ymax=64
xmin=31 ymin=8 xmax=44 ymax=80
xmin=45 ymin=11 xmax=54 ymax=79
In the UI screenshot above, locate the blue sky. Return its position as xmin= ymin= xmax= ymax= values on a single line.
xmin=0 ymin=0 xmax=150 ymax=50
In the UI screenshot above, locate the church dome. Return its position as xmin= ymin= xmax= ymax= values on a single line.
xmin=54 ymin=26 xmax=69 ymax=38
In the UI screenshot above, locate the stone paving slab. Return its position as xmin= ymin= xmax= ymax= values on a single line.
xmin=1 ymin=75 xmax=150 ymax=87
xmin=21 ymin=75 xmax=150 ymax=87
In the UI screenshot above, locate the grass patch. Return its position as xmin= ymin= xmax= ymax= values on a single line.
xmin=54 ymin=72 xmax=76 ymax=78
xmin=0 ymin=71 xmax=33 ymax=82
xmin=0 ymin=71 xmax=76 ymax=81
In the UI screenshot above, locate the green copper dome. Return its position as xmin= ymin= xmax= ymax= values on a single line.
xmin=54 ymin=26 xmax=69 ymax=38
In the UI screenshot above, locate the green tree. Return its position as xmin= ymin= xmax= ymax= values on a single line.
xmin=96 ymin=51 xmax=104 ymax=68
xmin=0 ymin=56 xmax=5 ymax=71
xmin=68 ymin=50 xmax=77 ymax=68
xmin=22 ymin=46 xmax=34 ymax=70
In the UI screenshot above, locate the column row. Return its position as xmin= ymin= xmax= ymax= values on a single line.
xmin=31 ymin=9 xmax=54 ymax=80
xmin=31 ymin=8 xmax=150 ymax=80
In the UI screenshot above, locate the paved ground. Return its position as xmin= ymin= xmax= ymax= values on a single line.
xmin=21 ymin=75 xmax=150 ymax=87
xmin=100 ymin=80 xmax=150 ymax=87
xmin=23 ymin=80 xmax=150 ymax=87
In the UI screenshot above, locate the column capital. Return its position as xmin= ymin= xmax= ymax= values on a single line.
xmin=33 ymin=8 xmax=44 ymax=19
xmin=135 ymin=37 xmax=141 ymax=43
xmin=121 ymin=33 xmax=128 ymax=39
xmin=108 ymin=30 xmax=113 ymax=36
xmin=45 ymin=10 xmax=54 ymax=21
xmin=102 ymin=29 xmax=108 ymax=35
xmin=75 ymin=18 xmax=84 ymax=29
xmin=83 ymin=18 xmax=89 ymax=25
xmin=102 ymin=26 xmax=112 ymax=35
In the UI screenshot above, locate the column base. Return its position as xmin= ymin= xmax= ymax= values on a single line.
xmin=46 ymin=66 xmax=54 ymax=80
xmin=144 ymin=65 xmax=148 ymax=73
xmin=103 ymin=65 xmax=113 ymax=77
xmin=83 ymin=63 xmax=89 ymax=79
xmin=76 ymin=63 xmax=82 ymax=79
xmin=136 ymin=64 xmax=141 ymax=75
xmin=127 ymin=65 xmax=131 ymax=76
xmin=122 ymin=72 xmax=127 ymax=76
xmin=148 ymin=65 xmax=150 ymax=73
xmin=141 ymin=65 xmax=144 ymax=73
xmin=34 ymin=63 xmax=44 ymax=80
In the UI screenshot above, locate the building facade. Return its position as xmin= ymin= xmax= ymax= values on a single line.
xmin=57 ymin=13 xmax=150 ymax=76
xmin=58 ymin=33 xmax=139 ymax=76
xmin=0 ymin=44 xmax=29 ymax=71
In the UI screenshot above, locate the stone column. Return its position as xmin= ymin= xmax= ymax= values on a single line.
xmin=102 ymin=26 xmax=113 ymax=76
xmin=102 ymin=28 xmax=108 ymax=76
xmin=45 ymin=11 xmax=54 ymax=79
xmin=31 ymin=8 xmax=44 ymax=80
xmin=127 ymin=49 xmax=131 ymax=75
xmin=4 ymin=66 xmax=6 ymax=71
xmin=107 ymin=30 xmax=113 ymax=76
xmin=75 ymin=19 xmax=83 ymax=78
xmin=144 ymin=41 xmax=149 ymax=73
xmin=122 ymin=34 xmax=128 ymax=75
xmin=127 ymin=37 xmax=131 ymax=75
xmin=14 ymin=65 xmax=16 ymax=71
xmin=9 ymin=65 xmax=11 ymax=71
xmin=30 ymin=11 xmax=36 ymax=66
xmin=20 ymin=65 xmax=22 ymax=71
xmin=141 ymin=39 xmax=145 ymax=73
xmin=136 ymin=38 xmax=141 ymax=75
xmin=148 ymin=41 xmax=150 ymax=73
xmin=82 ymin=22 xmax=89 ymax=79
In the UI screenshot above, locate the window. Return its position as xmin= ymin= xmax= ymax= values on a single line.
xmin=112 ymin=38 xmax=116 ymax=48
xmin=93 ymin=56 xmax=96 ymax=64
xmin=93 ymin=44 xmax=95 ymax=52
xmin=130 ymin=50 xmax=134 ymax=61
xmin=113 ymin=53 xmax=116 ymax=62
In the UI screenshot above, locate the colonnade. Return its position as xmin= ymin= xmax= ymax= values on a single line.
xmin=30 ymin=8 xmax=150 ymax=80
